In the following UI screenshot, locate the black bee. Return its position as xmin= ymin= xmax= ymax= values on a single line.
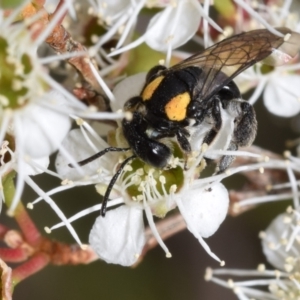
xmin=73 ymin=27 xmax=300 ymax=216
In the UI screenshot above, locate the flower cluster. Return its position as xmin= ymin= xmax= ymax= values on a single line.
xmin=0 ymin=6 xmax=73 ymax=215
xmin=45 ymin=73 xmax=237 ymax=266
xmin=2 ymin=1 xmax=300 ymax=299
xmin=206 ymin=150 xmax=300 ymax=298
xmin=232 ymin=0 xmax=300 ymax=118
xmin=88 ymin=0 xmax=222 ymax=63
xmin=22 ymin=0 xmax=300 ymax=269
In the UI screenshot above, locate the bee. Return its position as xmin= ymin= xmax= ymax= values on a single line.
xmin=73 ymin=27 xmax=300 ymax=216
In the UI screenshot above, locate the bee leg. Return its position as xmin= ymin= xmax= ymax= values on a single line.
xmin=215 ymin=142 xmax=238 ymax=174
xmin=176 ymin=128 xmax=191 ymax=152
xmin=233 ymin=102 xmax=257 ymax=147
xmin=175 ymin=128 xmax=192 ymax=170
xmin=100 ymin=155 xmax=136 ymax=217
xmin=211 ymin=99 xmax=222 ymax=130
xmin=214 ymin=101 xmax=257 ymax=174
xmin=203 ymin=129 xmax=218 ymax=145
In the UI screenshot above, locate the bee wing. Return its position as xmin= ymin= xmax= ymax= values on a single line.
xmin=170 ymin=27 xmax=300 ymax=101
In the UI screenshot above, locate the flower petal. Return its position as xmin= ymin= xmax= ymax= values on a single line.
xmin=181 ymin=183 xmax=229 ymax=238
xmin=264 ymin=75 xmax=300 ymax=117
xmin=89 ymin=205 xmax=146 ymax=266
xmin=95 ymin=0 xmax=132 ymax=20
xmin=55 ymin=128 xmax=113 ymax=180
xmin=111 ymin=73 xmax=146 ymax=112
xmin=261 ymin=213 xmax=297 ymax=271
xmin=23 ymin=156 xmax=50 ymax=176
xmin=17 ymin=91 xmax=71 ymax=158
xmin=145 ymin=1 xmax=201 ymax=51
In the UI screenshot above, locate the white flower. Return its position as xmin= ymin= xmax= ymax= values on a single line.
xmin=89 ymin=0 xmax=222 ymax=65
xmin=232 ymin=151 xmax=300 ymax=214
xmin=89 ymin=205 xmax=145 ymax=266
xmin=51 ymin=119 xmax=229 ymax=266
xmin=33 ymin=71 xmax=244 ymax=266
xmin=264 ymin=74 xmax=300 ymax=117
xmin=205 ymin=265 xmax=297 ymax=300
xmin=8 ymin=90 xmax=71 ymax=159
xmin=0 ymin=5 xmax=124 ymax=216
xmin=234 ymin=0 xmax=300 ymax=33
xmin=205 ymin=207 xmax=300 ymax=299
xmin=262 ymin=208 xmax=300 ymax=274
xmin=231 ymin=0 xmax=300 ymax=118
xmin=180 ymin=184 xmax=229 ymax=238
xmin=237 ymin=63 xmax=300 ymax=118
xmin=205 ymin=149 xmax=300 ymax=299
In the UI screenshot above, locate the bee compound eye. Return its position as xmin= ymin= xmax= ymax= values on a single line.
xmin=144 ymin=141 xmax=171 ymax=169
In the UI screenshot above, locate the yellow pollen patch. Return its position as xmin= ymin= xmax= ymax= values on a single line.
xmin=165 ymin=92 xmax=191 ymax=121
xmin=142 ymin=76 xmax=164 ymax=101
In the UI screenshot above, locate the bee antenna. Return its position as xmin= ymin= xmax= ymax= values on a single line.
xmin=100 ymin=155 xmax=136 ymax=217
xmin=68 ymin=147 xmax=131 ymax=167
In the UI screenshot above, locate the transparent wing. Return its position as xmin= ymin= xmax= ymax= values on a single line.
xmin=170 ymin=27 xmax=300 ymax=101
